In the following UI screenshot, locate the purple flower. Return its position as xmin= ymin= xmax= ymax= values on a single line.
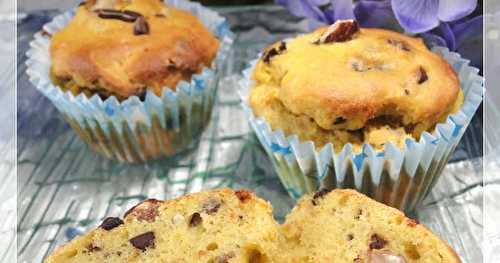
xmin=391 ymin=0 xmax=477 ymax=33
xmin=353 ymin=0 xmax=402 ymax=31
xmin=276 ymin=0 xmax=354 ymax=29
xmin=421 ymin=15 xmax=483 ymax=69
xmin=277 ymin=0 xmax=478 ymax=34
xmin=276 ymin=0 xmax=482 ymax=69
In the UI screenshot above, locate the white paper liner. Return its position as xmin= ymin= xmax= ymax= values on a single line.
xmin=239 ymin=47 xmax=483 ymax=212
xmin=26 ymin=0 xmax=234 ymax=163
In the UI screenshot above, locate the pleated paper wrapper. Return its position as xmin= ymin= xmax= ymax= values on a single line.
xmin=239 ymin=47 xmax=483 ymax=212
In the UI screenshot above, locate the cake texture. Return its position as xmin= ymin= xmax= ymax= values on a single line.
xmin=44 ymin=189 xmax=280 ymax=263
xmin=250 ymin=20 xmax=463 ymax=152
xmin=45 ymin=188 xmax=461 ymax=263
xmin=50 ymin=0 xmax=219 ymax=100
xmin=280 ymin=189 xmax=461 ymax=263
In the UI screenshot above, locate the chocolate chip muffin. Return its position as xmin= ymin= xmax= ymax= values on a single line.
xmin=250 ymin=20 xmax=463 ymax=152
xmin=44 ymin=189 xmax=280 ymax=263
xmin=45 ymin=188 xmax=461 ymax=262
xmin=50 ymin=0 xmax=219 ymax=100
xmin=280 ymin=189 xmax=461 ymax=263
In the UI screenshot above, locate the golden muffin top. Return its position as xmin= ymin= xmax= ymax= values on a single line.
xmin=50 ymin=0 xmax=219 ymax=99
xmin=252 ymin=20 xmax=461 ymax=135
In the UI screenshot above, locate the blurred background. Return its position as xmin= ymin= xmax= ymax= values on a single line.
xmin=17 ymin=0 xmax=271 ymax=11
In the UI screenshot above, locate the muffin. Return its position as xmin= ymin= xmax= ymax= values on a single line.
xmin=27 ymin=0 xmax=233 ymax=162
xmin=51 ymin=0 xmax=219 ymax=100
xmin=44 ymin=189 xmax=280 ymax=263
xmin=280 ymin=188 xmax=461 ymax=262
xmin=45 ymin=188 xmax=461 ymax=262
xmin=250 ymin=20 xmax=463 ymax=152
xmin=239 ymin=20 xmax=483 ymax=211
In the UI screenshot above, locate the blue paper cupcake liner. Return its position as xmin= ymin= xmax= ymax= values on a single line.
xmin=26 ymin=0 xmax=234 ymax=163
xmin=239 ymin=47 xmax=483 ymax=212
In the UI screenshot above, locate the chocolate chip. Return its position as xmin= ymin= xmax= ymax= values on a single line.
xmin=96 ymin=9 xmax=139 ymax=23
xmin=189 ymin=212 xmax=202 ymax=227
xmin=129 ymin=232 xmax=155 ymax=252
xmin=313 ymin=188 xmax=331 ymax=199
xmin=311 ymin=188 xmax=331 ymax=206
xmin=369 ymin=234 xmax=387 ymax=250
xmin=41 ymin=30 xmax=52 ymax=38
xmin=404 ymin=89 xmax=410 ymax=95
xmin=124 ymin=199 xmax=162 ymax=222
xmin=100 ymin=217 xmax=124 ymax=231
xmin=155 ymin=14 xmax=166 ymax=18
xmin=202 ymin=199 xmax=222 ymax=214
xmin=86 ymin=244 xmax=102 ymax=253
xmin=214 ymin=252 xmax=236 ymax=263
xmin=278 ymin=41 xmax=287 ymax=52
xmin=133 ymin=16 xmax=150 ymax=35
xmin=416 ymin=66 xmax=428 ymax=84
xmin=262 ymin=42 xmax=287 ymax=63
xmin=262 ymin=48 xmax=279 ymax=64
xmin=354 ymin=209 xmax=363 ymax=220
xmin=318 ymin=20 xmax=359 ymax=44
xmin=347 ymin=234 xmax=354 ymax=241
xmin=235 ymin=189 xmax=252 ymax=203
xmin=387 ymin=39 xmax=411 ymax=51
xmin=334 ymin=117 xmax=347 ymax=125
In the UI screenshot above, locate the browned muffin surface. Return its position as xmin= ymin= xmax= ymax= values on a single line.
xmin=250 ymin=20 xmax=463 ymax=151
xmin=50 ymin=0 xmax=219 ymax=99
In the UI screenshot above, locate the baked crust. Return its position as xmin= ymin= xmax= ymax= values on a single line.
xmin=250 ymin=22 xmax=462 ymax=150
xmin=50 ymin=0 xmax=219 ymax=99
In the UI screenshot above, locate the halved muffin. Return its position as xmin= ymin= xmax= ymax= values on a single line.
xmin=280 ymin=189 xmax=461 ymax=263
xmin=45 ymin=189 xmax=281 ymax=263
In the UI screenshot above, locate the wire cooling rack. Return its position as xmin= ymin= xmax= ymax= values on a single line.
xmin=11 ymin=6 xmax=489 ymax=263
